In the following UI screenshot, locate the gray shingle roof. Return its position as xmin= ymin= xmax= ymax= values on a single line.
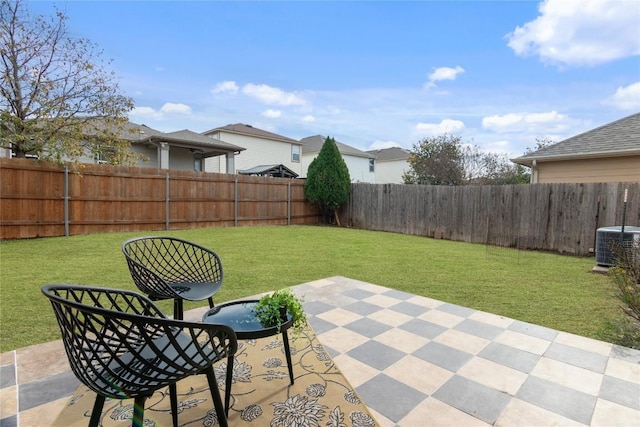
xmin=237 ymin=164 xmax=298 ymax=178
xmin=203 ymin=123 xmax=301 ymax=145
xmin=366 ymin=147 xmax=411 ymax=162
xmin=300 ymin=135 xmax=376 ymax=159
xmin=512 ymin=112 xmax=640 ymax=165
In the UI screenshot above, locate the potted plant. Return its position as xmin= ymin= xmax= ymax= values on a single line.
xmin=254 ymin=288 xmax=307 ymax=334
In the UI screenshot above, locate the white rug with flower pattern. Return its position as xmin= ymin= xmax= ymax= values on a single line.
xmin=52 ymin=325 xmax=377 ymax=427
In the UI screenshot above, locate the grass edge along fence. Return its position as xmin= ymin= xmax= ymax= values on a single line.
xmin=0 ymin=158 xmax=319 ymax=239
xmin=340 ymin=182 xmax=640 ymax=256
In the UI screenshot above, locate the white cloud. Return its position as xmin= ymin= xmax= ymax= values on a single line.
xmin=211 ymin=81 xmax=239 ymax=95
xmin=369 ymin=140 xmax=401 ymax=150
xmin=301 ymin=115 xmax=315 ymax=122
xmin=262 ymin=109 xmax=282 ymax=118
xmin=415 ymin=119 xmax=465 ymax=136
xmin=129 ymin=106 xmax=163 ymax=120
xmin=426 ymin=66 xmax=465 ymax=88
xmin=242 ymin=83 xmax=305 ymax=106
xmin=603 ymin=82 xmax=640 ymax=110
xmin=160 ymin=103 xmax=192 ymax=114
xmin=482 ymin=110 xmax=569 ymax=133
xmin=506 ymin=0 xmax=640 ymax=67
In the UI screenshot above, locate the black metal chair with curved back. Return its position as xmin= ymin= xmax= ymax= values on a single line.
xmin=42 ymin=284 xmax=237 ymax=427
xmin=122 ymin=236 xmax=223 ymax=320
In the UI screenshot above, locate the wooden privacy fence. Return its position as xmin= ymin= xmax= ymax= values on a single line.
xmin=0 ymin=158 xmax=318 ymax=239
xmin=339 ymin=182 xmax=640 ymax=256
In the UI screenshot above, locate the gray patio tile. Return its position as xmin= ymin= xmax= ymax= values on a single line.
xmin=389 ymin=301 xmax=430 ymax=317
xmin=454 ymin=319 xmax=505 ymax=340
xmin=610 ymin=344 xmax=640 ymax=363
xmin=343 ymin=301 xmax=384 ymax=316
xmin=509 ymin=320 xmax=558 ymax=341
xmin=18 ymin=370 xmax=78 ymax=411
xmin=413 ymin=341 xmax=473 ymax=372
xmin=343 ymin=288 xmax=377 ymax=300
xmin=432 ymin=375 xmax=511 ymax=424
xmin=307 ymin=316 xmax=338 ymax=335
xmin=517 ymin=376 xmax=596 ymax=425
xmin=599 ymin=375 xmax=640 ymax=410
xmin=357 ymin=373 xmax=427 ymax=422
xmin=302 ymin=300 xmax=335 ymax=316
xmin=545 ymin=342 xmax=608 ymax=373
xmin=438 ymin=303 xmax=476 ymax=318
xmin=0 ymin=365 xmax=15 ymax=388
xmin=399 ymin=318 xmax=447 ymax=339
xmin=381 ymin=289 xmax=415 ymax=300
xmin=347 ymin=341 xmax=406 ymax=371
xmin=0 ymin=415 xmax=17 ymax=427
xmin=343 ymin=318 xmax=392 ymax=338
xmin=478 ymin=342 xmax=541 ymax=374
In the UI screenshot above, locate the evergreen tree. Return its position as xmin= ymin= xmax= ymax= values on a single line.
xmin=304 ymin=136 xmax=351 ymax=225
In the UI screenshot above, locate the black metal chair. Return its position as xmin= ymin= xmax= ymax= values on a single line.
xmin=122 ymin=236 xmax=223 ymax=320
xmin=42 ymin=284 xmax=237 ymax=427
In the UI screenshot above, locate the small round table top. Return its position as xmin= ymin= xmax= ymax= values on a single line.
xmin=202 ymin=299 xmax=293 ymax=340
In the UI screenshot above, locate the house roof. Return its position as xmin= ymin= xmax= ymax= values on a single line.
xmin=121 ymin=123 xmax=245 ymax=157
xmin=203 ymin=123 xmax=302 ymax=145
xmin=300 ymin=135 xmax=376 ymax=159
xmin=512 ymin=112 xmax=640 ymax=166
xmin=237 ymin=164 xmax=299 ymax=178
xmin=366 ymin=147 xmax=411 ymax=162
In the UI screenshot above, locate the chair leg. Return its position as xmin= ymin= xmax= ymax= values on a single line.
xmin=89 ymin=394 xmax=106 ymax=427
xmin=208 ymin=297 xmax=214 ymax=308
xmin=170 ymin=383 xmax=178 ymax=427
xmin=204 ymin=365 xmax=228 ymax=427
xmin=225 ymin=355 xmax=234 ymax=416
xmin=174 ymin=298 xmax=184 ymax=320
xmin=282 ymin=331 xmax=295 ymax=385
xmin=132 ymin=396 xmax=147 ymax=427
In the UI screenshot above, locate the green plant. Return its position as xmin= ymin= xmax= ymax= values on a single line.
xmin=254 ymin=288 xmax=307 ymax=334
xmin=304 ymin=136 xmax=350 ymax=225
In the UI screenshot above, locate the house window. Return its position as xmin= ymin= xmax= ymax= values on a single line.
xmin=194 ymin=158 xmax=202 ymax=171
xmin=95 ymin=146 xmax=115 ymax=164
xmin=369 ymin=158 xmax=375 ymax=173
xmin=292 ymin=145 xmax=300 ymax=163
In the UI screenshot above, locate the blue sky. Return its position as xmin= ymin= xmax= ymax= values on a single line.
xmin=30 ymin=0 xmax=640 ymax=157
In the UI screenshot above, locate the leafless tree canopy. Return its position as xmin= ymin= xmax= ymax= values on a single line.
xmin=0 ymin=0 xmax=135 ymax=164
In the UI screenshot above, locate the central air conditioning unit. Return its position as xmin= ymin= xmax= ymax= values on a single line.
xmin=595 ymin=226 xmax=640 ymax=267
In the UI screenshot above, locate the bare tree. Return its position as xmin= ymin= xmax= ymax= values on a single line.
xmin=0 ymin=0 xmax=136 ymax=165
xmin=403 ymin=134 xmax=528 ymax=185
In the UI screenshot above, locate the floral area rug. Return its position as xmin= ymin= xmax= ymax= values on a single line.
xmin=52 ymin=325 xmax=378 ymax=426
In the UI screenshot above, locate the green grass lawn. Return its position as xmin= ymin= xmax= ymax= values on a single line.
xmin=0 ymin=225 xmax=622 ymax=352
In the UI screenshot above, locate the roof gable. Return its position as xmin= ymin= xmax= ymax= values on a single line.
xmin=204 ymin=123 xmax=301 ymax=145
xmin=367 ymin=147 xmax=411 ymax=161
xmin=513 ymin=112 xmax=640 ymax=164
xmin=300 ymin=135 xmax=375 ymax=159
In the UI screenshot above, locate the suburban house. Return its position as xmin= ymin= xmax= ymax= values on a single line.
xmin=126 ymin=124 xmax=245 ymax=171
xmin=1 ymin=120 xmax=245 ymax=172
xmin=511 ymin=113 xmax=640 ymax=183
xmin=367 ymin=147 xmax=411 ymax=184
xmin=202 ymin=123 xmax=303 ymax=176
xmin=299 ymin=135 xmax=377 ymax=183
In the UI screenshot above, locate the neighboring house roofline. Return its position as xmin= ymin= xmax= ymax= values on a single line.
xmin=203 ymin=123 xmax=303 ymax=145
xmin=300 ymin=135 xmax=376 ymax=159
xmin=511 ymin=112 xmax=640 ymax=166
xmin=366 ymin=147 xmax=411 ymax=162
xmin=512 ymin=148 xmax=640 ymax=166
xmin=122 ymin=123 xmax=245 ymax=158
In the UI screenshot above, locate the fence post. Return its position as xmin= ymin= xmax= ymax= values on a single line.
xmin=288 ymin=182 xmax=291 ymax=225
xmin=165 ymin=173 xmax=170 ymax=230
xmin=64 ymin=166 xmax=69 ymax=236
xmin=234 ymin=178 xmax=238 ymax=227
